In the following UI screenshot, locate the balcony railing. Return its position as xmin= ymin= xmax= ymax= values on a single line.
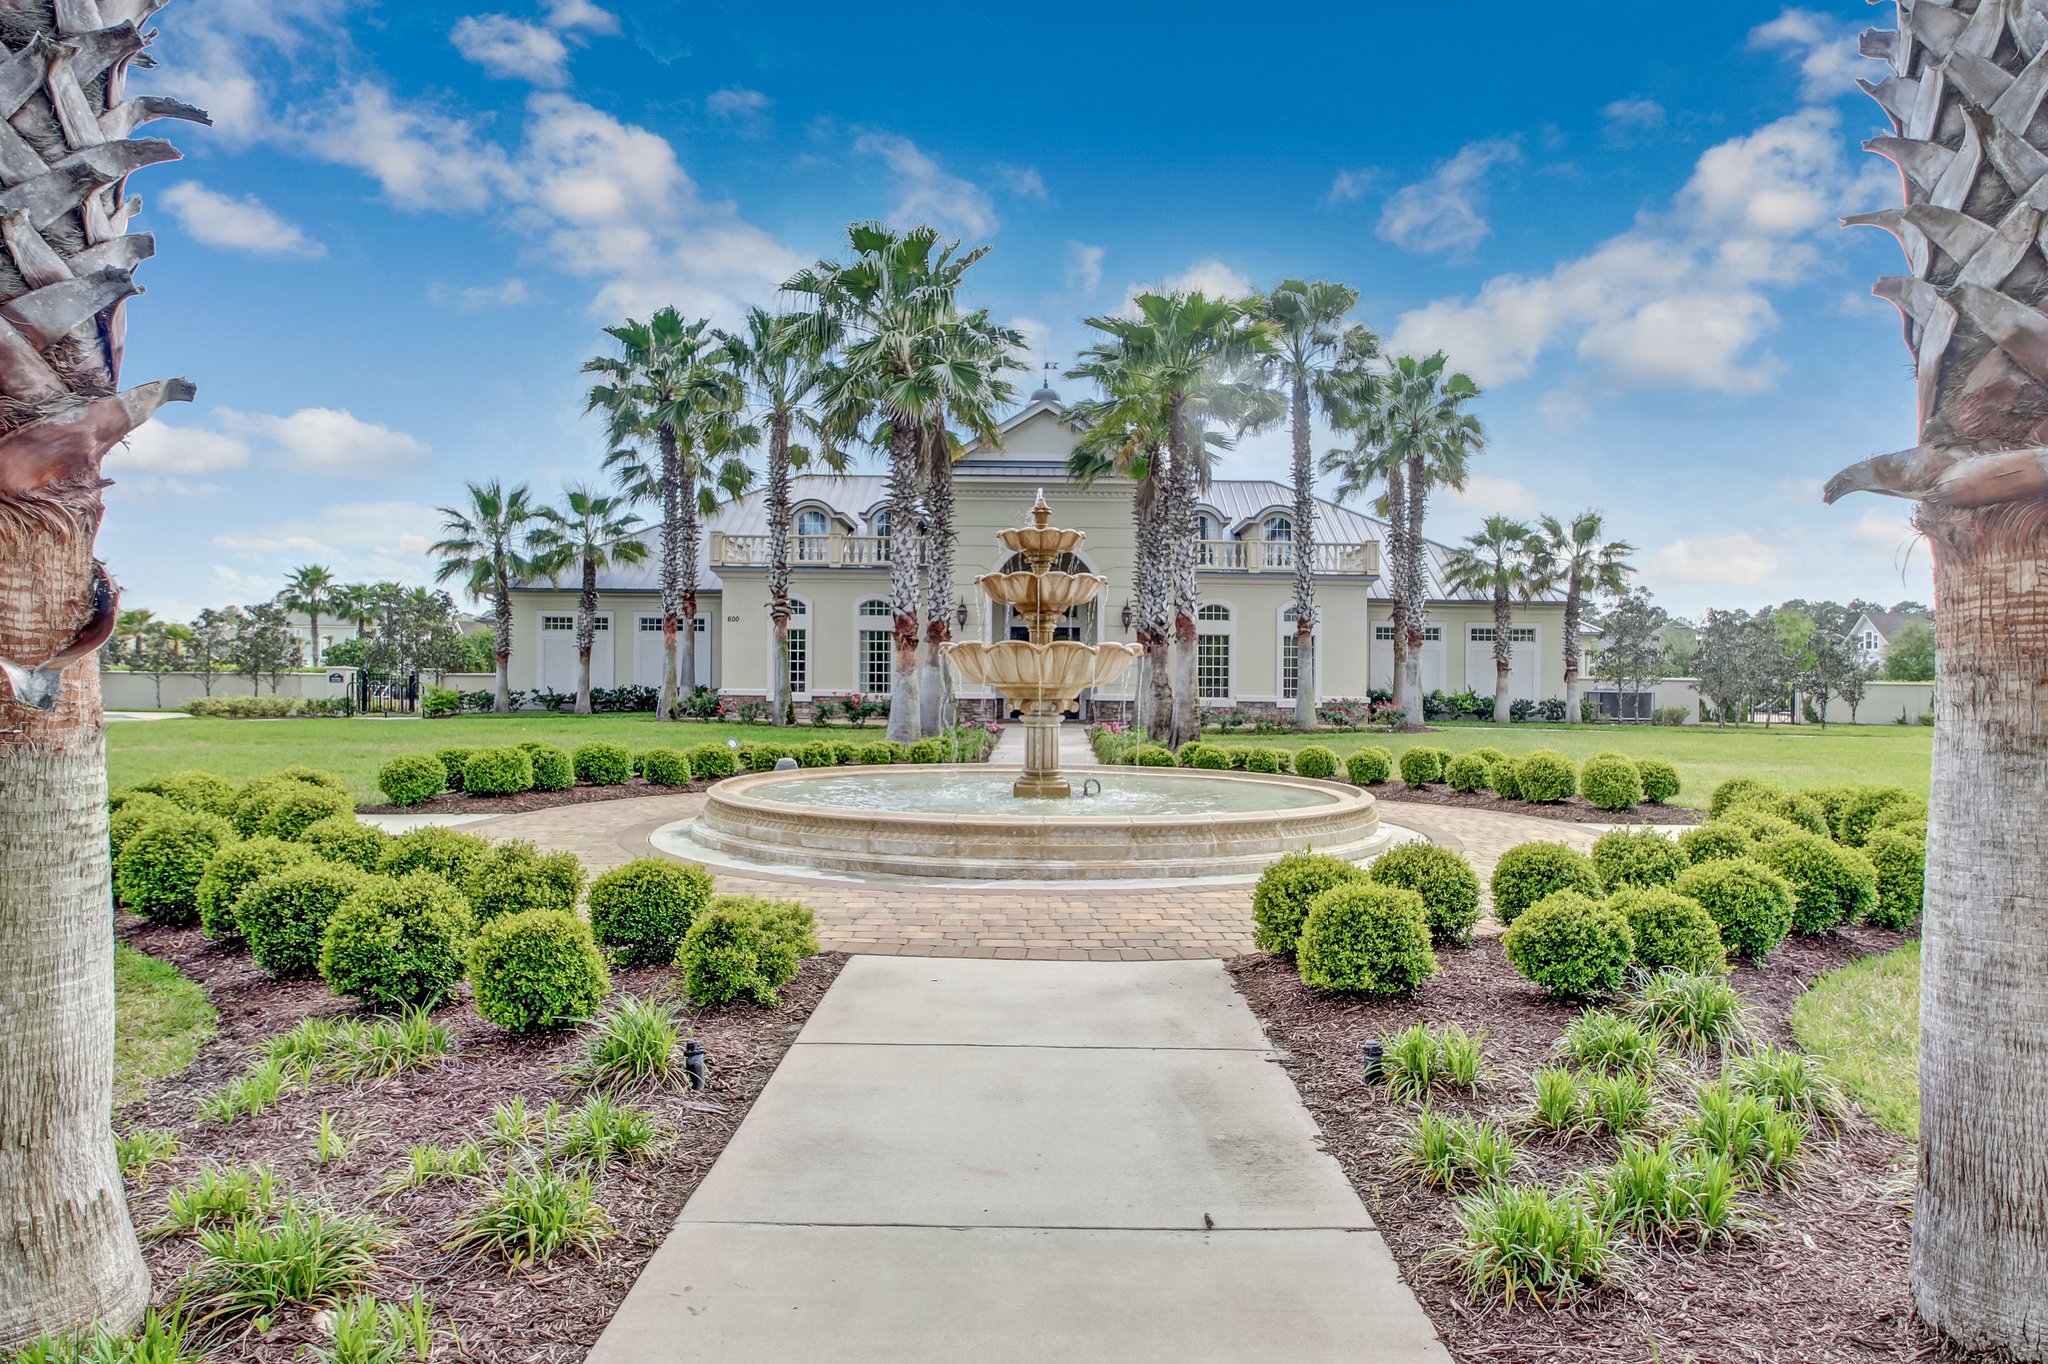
xmin=710 ymin=533 xmax=1378 ymax=576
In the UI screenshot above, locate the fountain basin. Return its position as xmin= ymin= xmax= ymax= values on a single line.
xmin=670 ymin=764 xmax=1393 ymax=881
xmin=976 ymin=570 xmax=1107 ymax=613
xmin=944 ymin=639 xmax=1142 ymax=709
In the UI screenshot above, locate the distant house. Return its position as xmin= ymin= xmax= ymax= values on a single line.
xmin=1848 ymin=609 xmax=1933 ymax=667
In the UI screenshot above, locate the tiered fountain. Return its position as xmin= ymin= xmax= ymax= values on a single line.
xmin=943 ymin=492 xmax=1142 ymax=798
xmin=656 ymin=494 xmax=1395 ymax=882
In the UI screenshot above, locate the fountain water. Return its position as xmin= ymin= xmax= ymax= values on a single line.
xmin=943 ymin=492 xmax=1141 ymax=797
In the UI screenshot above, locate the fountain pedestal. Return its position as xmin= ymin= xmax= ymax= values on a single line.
xmin=942 ymin=493 xmax=1141 ymax=799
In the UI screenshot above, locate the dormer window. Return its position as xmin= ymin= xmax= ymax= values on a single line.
xmin=797 ymin=509 xmax=829 ymax=538
xmin=1263 ymin=515 xmax=1293 ymax=541
xmin=1194 ymin=513 xmax=1220 ymax=540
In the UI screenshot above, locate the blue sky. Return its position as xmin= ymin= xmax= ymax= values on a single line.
xmin=106 ymin=0 xmax=1930 ymax=620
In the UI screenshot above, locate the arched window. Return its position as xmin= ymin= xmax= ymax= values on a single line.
xmin=1263 ymin=515 xmax=1293 ymax=541
xmin=1196 ymin=604 xmax=1232 ymax=700
xmin=872 ymin=510 xmax=891 ymax=539
xmin=1198 ymin=603 xmax=1231 ymax=622
xmin=1194 ymin=513 xmax=1220 ymax=541
xmin=795 ymin=509 xmax=830 ymax=562
xmin=856 ymin=599 xmax=893 ymax=694
xmin=797 ymin=509 xmax=828 ymax=537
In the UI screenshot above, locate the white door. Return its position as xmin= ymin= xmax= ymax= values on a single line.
xmin=538 ymin=613 xmax=611 ymax=693
xmin=1373 ymin=623 xmax=1447 ymax=693
xmin=635 ymin=616 xmax=668 ymax=689
xmin=1465 ymin=626 xmax=1538 ymax=702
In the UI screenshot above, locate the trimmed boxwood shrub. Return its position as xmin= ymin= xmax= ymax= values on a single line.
xmin=377 ymin=753 xmax=446 ymax=808
xmin=1490 ymin=842 xmax=1602 ymax=924
xmin=228 ymin=778 xmax=298 ymax=836
xmin=678 ymin=897 xmax=815 ymax=1006
xmin=1608 ymin=886 xmax=1726 ymax=973
xmin=1757 ymin=833 xmax=1877 ymax=934
xmin=1345 ymin=747 xmax=1394 ymax=785
xmin=380 ymin=826 xmax=490 ymax=883
xmin=268 ymin=766 xmax=347 ymax=792
xmin=319 ymin=873 xmax=475 ymax=1010
xmin=1502 ymin=890 xmax=1635 ymax=997
xmin=114 ymin=811 xmax=236 ymax=925
xmin=1677 ymin=822 xmax=1751 ymax=865
xmin=436 ymin=747 xmax=474 ymax=792
xmin=641 ymin=748 xmax=693 ymax=786
xmin=1244 ymin=748 xmax=1286 ymax=774
xmin=523 ymin=742 xmax=574 ymax=792
xmin=468 ymin=909 xmax=612 ymax=1032
xmin=587 ymin=858 xmax=714 ymax=966
xmin=1867 ymin=798 xmax=1928 ymax=839
xmin=854 ymin=740 xmax=899 ymax=765
xmin=1398 ymin=748 xmax=1442 ymax=787
xmin=259 ymin=783 xmax=354 ymax=841
xmin=110 ymin=792 xmax=177 ymax=859
xmin=750 ymin=743 xmax=795 ymax=771
xmin=1838 ymin=786 xmax=1922 ymax=845
xmin=1190 ymin=745 xmax=1233 ymax=770
xmin=1578 ymin=755 xmax=1644 ymax=811
xmin=134 ymin=770 xmax=235 ymax=817
xmin=1708 ymin=776 xmax=1781 ymax=819
xmin=1489 ymin=757 xmax=1523 ymax=802
xmin=1861 ymin=831 xmax=1925 ymax=931
xmin=1133 ymin=744 xmax=1175 ymax=767
xmin=1673 ymin=858 xmax=1794 ymax=961
xmin=1443 ymin=752 xmax=1491 ymax=792
xmin=827 ymin=741 xmax=859 ymax=765
xmin=1755 ymin=792 xmax=1829 ymax=837
xmin=798 ymin=741 xmax=834 ymax=768
xmin=240 ymin=863 xmax=371 ymax=979
xmin=1293 ymin=746 xmax=1340 ymax=781
xmin=463 ymin=839 xmax=585 ymax=926
xmin=1295 ymin=883 xmax=1438 ymax=996
xmin=1635 ymin=758 xmax=1680 ymax=805
xmin=1363 ymin=843 xmax=1481 ymax=946
xmin=573 ymin=742 xmax=632 ymax=787
xmin=1470 ymin=746 xmax=1509 ymax=769
xmin=1802 ymin=785 xmax=1858 ymax=840
xmin=1717 ymin=807 xmax=1802 ymax=846
xmin=1882 ymin=818 xmax=1927 ymax=844
xmin=1252 ymin=851 xmax=1369 ymax=956
xmin=196 ymin=836 xmax=314 ymax=942
xmin=297 ymin=816 xmax=392 ymax=873
xmin=464 ymin=746 xmax=535 ymax=796
xmin=1176 ymin=742 xmax=1214 ymax=768
xmin=1513 ymin=750 xmax=1576 ymax=803
xmin=1225 ymin=748 xmax=1251 ymax=770
xmin=691 ymin=743 xmax=742 ymax=778
xmin=1590 ymin=828 xmax=1687 ymax=891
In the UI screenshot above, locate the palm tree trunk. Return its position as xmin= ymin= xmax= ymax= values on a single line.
xmin=765 ymin=415 xmax=792 ymax=728
xmin=920 ymin=425 xmax=955 ymax=738
xmin=1166 ymin=395 xmax=1201 ymax=749
xmin=1400 ymin=454 xmax=1427 ymax=728
xmin=491 ymin=574 xmax=513 ymax=713
xmin=884 ymin=421 xmax=923 ymax=745
xmin=0 ymin=538 xmax=149 ymax=1345
xmin=1383 ymin=465 xmax=1409 ymax=715
xmin=575 ymin=557 xmax=597 ymax=715
xmin=656 ymin=425 xmax=683 ymax=720
xmin=308 ymin=608 xmax=321 ymax=667
xmin=1562 ymin=575 xmax=1583 ymax=724
xmin=1493 ymin=583 xmax=1513 ymax=724
xmin=1289 ymin=378 xmax=1317 ymax=731
xmin=1911 ymin=512 xmax=2048 ymax=1356
xmin=1131 ymin=473 xmax=1170 ymax=737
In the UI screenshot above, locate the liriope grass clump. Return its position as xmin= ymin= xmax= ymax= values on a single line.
xmin=1377 ymin=1022 xmax=1487 ymax=1103
xmin=1432 ymin=1182 xmax=1621 ymax=1308
xmin=1397 ymin=1111 xmax=1518 ymax=1191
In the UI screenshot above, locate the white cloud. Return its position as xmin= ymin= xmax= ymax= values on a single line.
xmin=1391 ymin=109 xmax=1876 ymax=393
xmin=1327 ymin=168 xmax=1377 ymax=204
xmin=993 ymin=163 xmax=1048 ymax=201
xmin=1654 ymin=532 xmax=1786 ymax=585
xmin=213 ymin=501 xmax=442 ymax=584
xmin=706 ymin=87 xmax=771 ymax=128
xmin=139 ymin=0 xmax=353 ymax=145
xmin=546 ymin=0 xmax=619 ymax=32
xmin=1748 ymin=9 xmax=1868 ymax=101
xmin=852 ymin=131 xmax=997 ymax=238
xmin=111 ymin=420 xmax=251 ymax=477
xmin=159 ymin=182 xmax=325 ymax=259
xmin=1066 ymin=241 xmax=1104 ymax=295
xmin=1602 ymin=97 xmax=1666 ymax=132
xmin=1444 ymin=474 xmax=1539 ymax=517
xmin=1119 ymin=258 xmax=1255 ymax=316
xmin=217 ymin=408 xmax=430 ymax=478
xmin=1847 ymin=505 xmax=1919 ymax=551
xmin=308 ymin=83 xmax=514 ymax=212
xmin=435 ymin=278 xmax=531 ymax=310
xmin=452 ymin=14 xmax=572 ymax=85
xmin=1378 ymin=139 xmax=1520 ymax=257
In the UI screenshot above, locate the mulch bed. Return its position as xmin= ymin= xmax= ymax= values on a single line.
xmin=1227 ymin=926 xmax=1962 ymax=1364
xmin=1373 ymin=784 xmax=1705 ymax=826
xmin=115 ymin=917 xmax=842 ymax=1363
xmin=358 ymin=777 xmax=713 ymax=816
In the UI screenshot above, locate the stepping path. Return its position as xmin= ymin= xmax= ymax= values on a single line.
xmin=587 ymin=956 xmax=1452 ymax=1363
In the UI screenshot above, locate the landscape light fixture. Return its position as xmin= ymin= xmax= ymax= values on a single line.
xmin=1361 ymin=1040 xmax=1384 ymax=1082
xmin=684 ymin=1039 xmax=709 ymax=1091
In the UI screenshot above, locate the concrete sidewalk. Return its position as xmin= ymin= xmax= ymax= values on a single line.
xmin=588 ymin=957 xmax=1451 ymax=1363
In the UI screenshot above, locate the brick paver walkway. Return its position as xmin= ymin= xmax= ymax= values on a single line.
xmin=464 ymin=783 xmax=1607 ymax=961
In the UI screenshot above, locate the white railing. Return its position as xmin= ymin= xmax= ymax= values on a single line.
xmin=710 ymin=533 xmax=895 ymax=568
xmin=1195 ymin=540 xmax=1377 ymax=575
xmin=711 ymin=533 xmax=1374 ymax=575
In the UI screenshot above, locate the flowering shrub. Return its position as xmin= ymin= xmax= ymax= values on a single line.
xmin=1316 ymin=698 xmax=1374 ymax=730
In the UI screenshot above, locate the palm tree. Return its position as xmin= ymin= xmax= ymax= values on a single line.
xmin=584 ymin=309 xmax=747 ymax=721
xmin=1074 ymin=292 xmax=1276 ymax=747
xmin=430 ymin=481 xmax=539 ymax=713
xmin=331 ymin=583 xmax=378 ymax=641
xmin=278 ymin=564 xmax=336 ymax=666
xmin=1249 ymin=280 xmax=1377 ymax=729
xmin=529 ymin=486 xmax=649 ymax=716
xmin=1825 ymin=7 xmax=2048 ymax=1348
xmin=783 ymin=222 xmax=1016 ymax=744
xmin=111 ymin=608 xmax=155 ymax=666
xmin=1320 ymin=393 xmax=1410 ymax=713
xmin=1529 ymin=511 xmax=1633 ymax=725
xmin=718 ymin=308 xmax=844 ymax=727
xmin=0 ymin=9 xmax=207 ymax=1345
xmin=1442 ymin=517 xmax=1537 ymax=724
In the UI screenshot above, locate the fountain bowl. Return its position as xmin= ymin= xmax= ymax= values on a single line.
xmin=668 ymin=764 xmax=1394 ymax=881
xmin=976 ymin=570 xmax=1107 ymax=614
xmin=944 ymin=639 xmax=1142 ymax=710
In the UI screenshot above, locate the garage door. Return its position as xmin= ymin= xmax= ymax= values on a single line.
xmin=1371 ymin=623 xmax=1445 ymax=693
xmin=539 ymin=613 xmax=611 ymax=694
xmin=635 ymin=616 xmax=668 ymax=689
xmin=1464 ymin=625 xmax=1538 ymax=703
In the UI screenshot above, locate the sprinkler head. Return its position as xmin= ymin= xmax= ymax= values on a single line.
xmin=1361 ymin=1040 xmax=1385 ymax=1081
xmin=683 ymin=1039 xmax=709 ymax=1091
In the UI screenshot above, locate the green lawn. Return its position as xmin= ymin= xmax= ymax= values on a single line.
xmin=113 ymin=944 xmax=217 ymax=1107
xmin=106 ymin=715 xmax=870 ymax=802
xmin=1202 ymin=721 xmax=1931 ymax=809
xmin=1791 ymin=942 xmax=1921 ymax=1140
